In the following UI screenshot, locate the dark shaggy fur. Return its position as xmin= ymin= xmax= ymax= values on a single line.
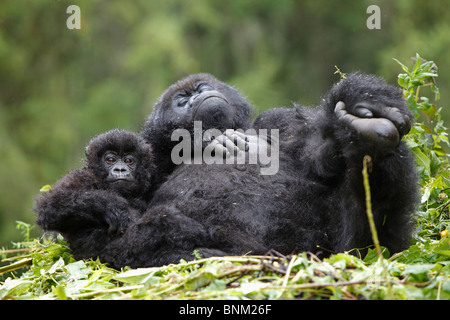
xmin=34 ymin=129 xmax=156 ymax=260
xmin=90 ymin=72 xmax=419 ymax=269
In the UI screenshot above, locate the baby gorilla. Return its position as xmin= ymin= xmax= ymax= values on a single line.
xmin=34 ymin=129 xmax=156 ymax=260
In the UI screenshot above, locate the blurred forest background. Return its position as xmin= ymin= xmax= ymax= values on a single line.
xmin=0 ymin=0 xmax=449 ymax=247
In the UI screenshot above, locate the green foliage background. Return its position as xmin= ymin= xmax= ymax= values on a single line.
xmin=1 ymin=0 xmax=450 ymax=246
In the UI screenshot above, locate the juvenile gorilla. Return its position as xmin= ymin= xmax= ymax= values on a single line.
xmin=92 ymin=72 xmax=418 ymax=269
xmin=34 ymin=129 xmax=156 ymax=260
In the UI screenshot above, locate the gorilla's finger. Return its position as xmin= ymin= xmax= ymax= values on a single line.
xmin=335 ymin=101 xmax=399 ymax=148
xmin=232 ymin=134 xmax=249 ymax=152
xmin=213 ymin=135 xmax=238 ymax=157
xmin=107 ymin=220 xmax=123 ymax=235
xmin=355 ymin=118 xmax=399 ymax=147
xmin=379 ymin=106 xmax=412 ymax=136
xmin=105 ymin=208 xmax=131 ymax=235
xmin=351 ymin=102 xmax=412 ymax=136
xmin=208 ymin=139 xmax=230 ymax=158
xmin=106 ymin=219 xmax=119 ymax=234
xmin=223 ymin=137 xmax=240 ymax=155
xmin=216 ymin=144 xmax=231 ymax=158
xmin=224 ymin=130 xmax=249 ymax=151
xmin=354 ymin=106 xmax=373 ymax=118
xmin=335 ymin=101 xmax=358 ymax=126
xmin=224 ymin=130 xmax=246 ymax=140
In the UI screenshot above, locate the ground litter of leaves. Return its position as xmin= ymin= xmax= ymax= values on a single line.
xmin=1 ymin=233 xmax=449 ymax=300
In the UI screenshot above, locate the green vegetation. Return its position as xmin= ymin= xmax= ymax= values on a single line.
xmin=0 ymin=233 xmax=448 ymax=300
xmin=1 ymin=56 xmax=449 ymax=300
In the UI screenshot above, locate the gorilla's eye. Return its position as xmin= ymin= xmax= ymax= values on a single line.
xmin=104 ymin=152 xmax=118 ymax=164
xmin=196 ymin=82 xmax=213 ymax=93
xmin=177 ymin=96 xmax=189 ymax=107
xmin=123 ymin=157 xmax=134 ymax=165
xmin=174 ymin=91 xmax=189 ymax=107
xmin=173 ymin=83 xmax=213 ymax=109
xmin=105 ymin=157 xmax=116 ymax=164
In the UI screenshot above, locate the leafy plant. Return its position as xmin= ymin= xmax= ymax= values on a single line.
xmin=395 ymin=53 xmax=450 ymax=244
xmin=0 ymin=230 xmax=449 ymax=300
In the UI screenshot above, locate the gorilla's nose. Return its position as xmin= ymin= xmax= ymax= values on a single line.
xmin=113 ymin=165 xmax=128 ymax=173
xmin=188 ymin=94 xmax=198 ymax=107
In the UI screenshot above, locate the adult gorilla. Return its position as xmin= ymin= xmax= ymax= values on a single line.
xmin=96 ymin=72 xmax=418 ymax=269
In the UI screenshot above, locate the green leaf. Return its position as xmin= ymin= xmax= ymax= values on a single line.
xmin=0 ymin=279 xmax=33 ymax=299
xmin=362 ymin=247 xmax=390 ymax=264
xmin=411 ymin=147 xmax=431 ymax=179
xmin=113 ymin=268 xmax=160 ymax=284
xmin=48 ymin=257 xmax=65 ymax=274
xmin=65 ymin=260 xmax=90 ymax=280
xmin=53 ymin=285 xmax=68 ymax=300
xmin=421 ymin=186 xmax=431 ymax=203
xmin=393 ymin=58 xmax=411 ymax=75
xmin=205 ymin=279 xmax=226 ymax=291
xmin=419 ymin=72 xmax=438 ymax=78
xmin=185 ymin=273 xmax=213 ymax=291
xmin=403 ymin=263 xmax=436 ymax=275
xmin=412 ymin=53 xmax=422 ymax=74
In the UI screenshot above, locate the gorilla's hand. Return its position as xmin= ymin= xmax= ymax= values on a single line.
xmin=103 ymin=207 xmax=133 ymax=235
xmin=334 ymin=101 xmax=412 ymax=148
xmin=207 ymin=130 xmax=249 ymax=158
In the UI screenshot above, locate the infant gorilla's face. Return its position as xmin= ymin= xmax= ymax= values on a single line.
xmin=103 ymin=151 xmax=139 ymax=193
xmin=85 ymin=129 xmax=155 ymax=198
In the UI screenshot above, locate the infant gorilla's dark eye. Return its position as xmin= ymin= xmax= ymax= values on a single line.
xmin=123 ymin=158 xmax=134 ymax=165
xmin=105 ymin=157 xmax=116 ymax=163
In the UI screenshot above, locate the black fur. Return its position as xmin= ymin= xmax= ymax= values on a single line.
xmin=92 ymin=72 xmax=419 ymax=269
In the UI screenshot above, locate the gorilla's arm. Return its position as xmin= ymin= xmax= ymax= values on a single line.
xmin=35 ymin=168 xmax=133 ymax=235
xmin=95 ymin=206 xmax=225 ymax=269
xmin=307 ymin=73 xmax=418 ymax=252
xmin=255 ymin=72 xmax=419 ymax=253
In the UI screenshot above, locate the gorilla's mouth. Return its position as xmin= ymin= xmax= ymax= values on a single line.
xmin=193 ymin=101 xmax=231 ymax=126
xmin=192 ymin=92 xmax=229 ymax=120
xmin=107 ymin=175 xmax=133 ymax=183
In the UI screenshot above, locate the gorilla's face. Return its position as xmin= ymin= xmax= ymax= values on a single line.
xmin=85 ymin=129 xmax=155 ymax=197
xmin=103 ymin=151 xmax=137 ymax=183
xmin=169 ymin=79 xmax=233 ymax=129
xmin=148 ymin=74 xmax=251 ymax=132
